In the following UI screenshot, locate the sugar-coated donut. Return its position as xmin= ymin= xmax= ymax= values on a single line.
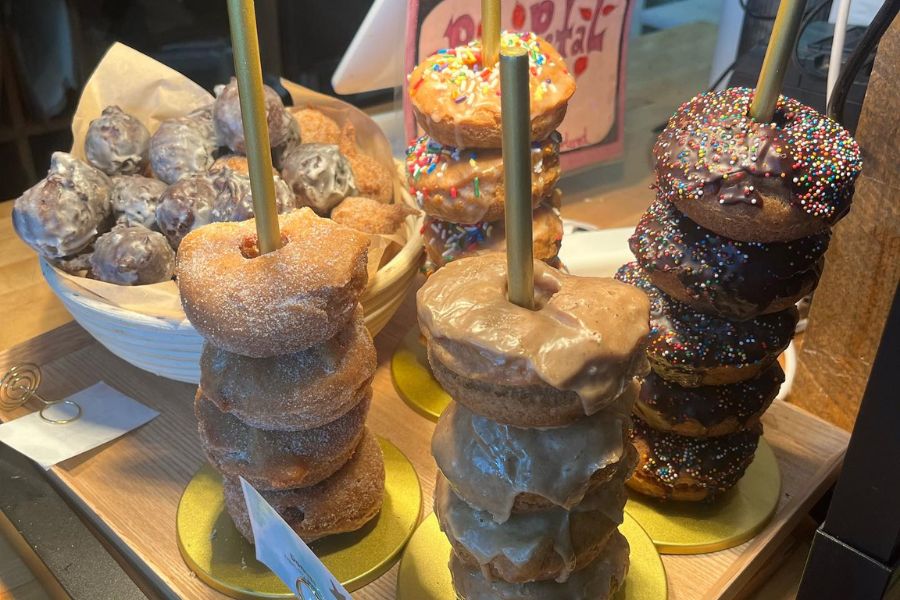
xmin=280 ymin=143 xmax=357 ymax=215
xmin=406 ymin=134 xmax=560 ymax=224
xmin=206 ymin=156 xmax=295 ymax=221
xmin=628 ymin=418 xmax=762 ymax=501
xmin=654 ymin=87 xmax=862 ymax=242
xmin=436 ymin=473 xmax=623 ymax=583
xmin=199 ymin=306 xmax=376 ymax=430
xmin=338 ymin=122 xmax=394 ymax=203
xmin=155 ymin=174 xmax=217 ymax=248
xmin=331 ymin=196 xmax=418 ymax=235
xmin=422 ymin=203 xmax=563 ymax=273
xmin=223 ymin=429 xmax=384 ymax=543
xmin=89 ymin=224 xmax=175 ymax=285
xmin=150 ymin=105 xmax=219 ymax=184
xmin=433 ymin=398 xmax=635 ymax=522
xmin=449 ymin=532 xmax=629 ymax=600
xmin=409 ymin=31 xmax=575 ymax=148
xmin=85 ymin=106 xmax=151 ymax=176
xmin=293 ymin=108 xmax=341 ymax=144
xmin=616 ymin=262 xmax=796 ymax=386
xmin=635 ymin=364 xmax=783 ymax=437
xmin=213 ymin=78 xmax=298 ymax=157
xmin=418 ymin=254 xmax=649 ymax=426
xmin=110 ymin=175 xmax=167 ymax=230
xmin=631 ymin=198 xmax=829 ymax=320
xmin=195 ymin=389 xmax=368 ymax=490
xmin=177 ymin=208 xmax=369 ymax=357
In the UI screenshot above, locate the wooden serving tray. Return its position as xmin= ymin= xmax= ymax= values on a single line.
xmin=0 ymin=288 xmax=849 ymax=600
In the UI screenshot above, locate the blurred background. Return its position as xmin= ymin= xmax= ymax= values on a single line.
xmin=0 ymin=0 xmax=874 ymax=200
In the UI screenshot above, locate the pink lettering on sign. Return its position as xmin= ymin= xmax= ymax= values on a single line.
xmin=406 ymin=0 xmax=631 ymax=169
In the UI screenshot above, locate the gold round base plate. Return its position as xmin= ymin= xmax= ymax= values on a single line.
xmin=176 ymin=437 xmax=422 ymax=599
xmin=391 ymin=326 xmax=451 ymax=421
xmin=625 ymin=437 xmax=780 ymax=555
xmin=397 ymin=512 xmax=667 ymax=600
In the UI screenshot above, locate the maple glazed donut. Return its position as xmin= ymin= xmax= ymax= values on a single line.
xmin=195 ymin=389 xmax=369 ymax=490
xmin=635 ymin=364 xmax=783 ymax=437
xmin=449 ymin=531 xmax=629 ymax=600
xmin=628 ymin=419 xmax=762 ymax=501
xmin=630 ymin=198 xmax=829 ymax=320
xmin=417 ymin=254 xmax=649 ymax=427
xmin=616 ymin=262 xmax=796 ymax=387
xmin=176 ymin=207 xmax=369 ymax=357
xmin=654 ymin=87 xmax=862 ymax=242
xmin=408 ymin=31 xmax=576 ymax=148
xmin=406 ymin=134 xmax=560 ymax=224
xmin=223 ymin=429 xmax=384 ymax=543
xmin=433 ymin=399 xmax=636 ymax=522
xmin=199 ymin=307 xmax=376 ymax=430
xmin=435 ymin=473 xmax=624 ymax=583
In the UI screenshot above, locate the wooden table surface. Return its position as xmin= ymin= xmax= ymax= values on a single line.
xmin=0 ymin=22 xmax=830 ymax=600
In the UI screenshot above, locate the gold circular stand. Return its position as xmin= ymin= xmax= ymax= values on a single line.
xmin=397 ymin=512 xmax=667 ymax=600
xmin=176 ymin=437 xmax=422 ymax=599
xmin=625 ymin=437 xmax=780 ymax=555
xmin=391 ymin=326 xmax=451 ymax=421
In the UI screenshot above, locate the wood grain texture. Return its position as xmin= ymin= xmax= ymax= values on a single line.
xmin=0 ymin=286 xmax=848 ymax=600
xmin=791 ymin=16 xmax=900 ymax=430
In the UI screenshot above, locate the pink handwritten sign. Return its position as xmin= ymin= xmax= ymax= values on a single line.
xmin=405 ymin=0 xmax=632 ymax=170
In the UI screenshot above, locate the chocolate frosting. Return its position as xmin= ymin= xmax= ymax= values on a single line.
xmin=435 ymin=473 xmax=626 ymax=583
xmin=449 ymin=532 xmax=628 ymax=600
xmin=654 ymin=87 xmax=861 ymax=223
xmin=433 ymin=389 xmax=635 ymax=523
xmin=631 ymin=198 xmax=829 ymax=320
xmin=417 ymin=254 xmax=650 ymax=414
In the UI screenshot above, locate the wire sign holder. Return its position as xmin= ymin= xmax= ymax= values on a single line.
xmin=0 ymin=364 xmax=82 ymax=424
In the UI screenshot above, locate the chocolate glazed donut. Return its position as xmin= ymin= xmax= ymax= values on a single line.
xmin=630 ymin=198 xmax=829 ymax=320
xmin=616 ymin=262 xmax=797 ymax=387
xmin=654 ymin=87 xmax=861 ymax=242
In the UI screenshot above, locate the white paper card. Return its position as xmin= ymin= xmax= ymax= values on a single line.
xmin=0 ymin=382 xmax=159 ymax=469
xmin=240 ymin=478 xmax=351 ymax=600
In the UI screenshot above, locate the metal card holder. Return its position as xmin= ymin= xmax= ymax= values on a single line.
xmin=0 ymin=364 xmax=82 ymax=424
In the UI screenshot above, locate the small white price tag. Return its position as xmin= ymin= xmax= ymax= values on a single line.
xmin=240 ymin=478 xmax=351 ymax=600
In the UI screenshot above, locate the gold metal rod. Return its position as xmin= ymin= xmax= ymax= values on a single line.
xmin=749 ymin=0 xmax=808 ymax=122
xmin=500 ymin=47 xmax=534 ymax=310
xmin=226 ymin=0 xmax=281 ymax=254
xmin=482 ymin=0 xmax=501 ymax=68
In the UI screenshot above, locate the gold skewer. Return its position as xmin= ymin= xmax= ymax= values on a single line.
xmin=749 ymin=0 xmax=808 ymax=122
xmin=482 ymin=0 xmax=501 ymax=68
xmin=226 ymin=0 xmax=281 ymax=254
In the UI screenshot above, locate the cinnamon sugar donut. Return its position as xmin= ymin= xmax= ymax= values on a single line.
xmin=339 ymin=123 xmax=394 ymax=203
xmin=631 ymin=198 xmax=829 ymax=319
xmin=422 ymin=203 xmax=563 ymax=272
xmin=293 ymin=108 xmax=341 ymax=144
xmin=628 ymin=418 xmax=762 ymax=501
xmin=330 ymin=196 xmax=418 ymax=235
xmin=635 ymin=364 xmax=783 ymax=437
xmin=616 ymin=262 xmax=797 ymax=386
xmin=433 ymin=398 xmax=636 ymax=522
xmin=199 ymin=307 xmax=376 ymax=430
xmin=436 ymin=473 xmax=624 ymax=583
xmin=417 ymin=254 xmax=649 ymax=426
xmin=177 ymin=208 xmax=369 ymax=357
xmin=406 ymin=134 xmax=560 ymax=224
xmin=654 ymin=87 xmax=862 ymax=242
xmin=409 ymin=32 xmax=575 ymax=148
xmin=449 ymin=531 xmax=629 ymax=600
xmin=195 ymin=389 xmax=369 ymax=490
xmin=223 ymin=429 xmax=385 ymax=543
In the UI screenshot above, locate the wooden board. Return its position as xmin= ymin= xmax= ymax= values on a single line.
xmin=0 ymin=287 xmax=849 ymax=600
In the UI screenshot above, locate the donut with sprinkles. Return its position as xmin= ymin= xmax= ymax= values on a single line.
xmin=408 ymin=31 xmax=576 ymax=148
xmin=630 ymin=197 xmax=829 ymax=320
xmin=653 ymin=87 xmax=861 ymax=242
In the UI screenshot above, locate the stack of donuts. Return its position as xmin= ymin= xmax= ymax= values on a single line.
xmin=617 ymin=87 xmax=862 ymax=501
xmin=418 ymin=253 xmax=650 ymax=599
xmin=175 ymin=208 xmax=385 ymax=542
xmin=406 ymin=31 xmax=575 ymax=273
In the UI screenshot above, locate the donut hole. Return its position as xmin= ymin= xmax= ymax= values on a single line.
xmin=239 ymin=233 xmax=290 ymax=259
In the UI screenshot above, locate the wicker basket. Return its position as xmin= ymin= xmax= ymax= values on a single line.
xmin=41 ymin=177 xmax=423 ymax=384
